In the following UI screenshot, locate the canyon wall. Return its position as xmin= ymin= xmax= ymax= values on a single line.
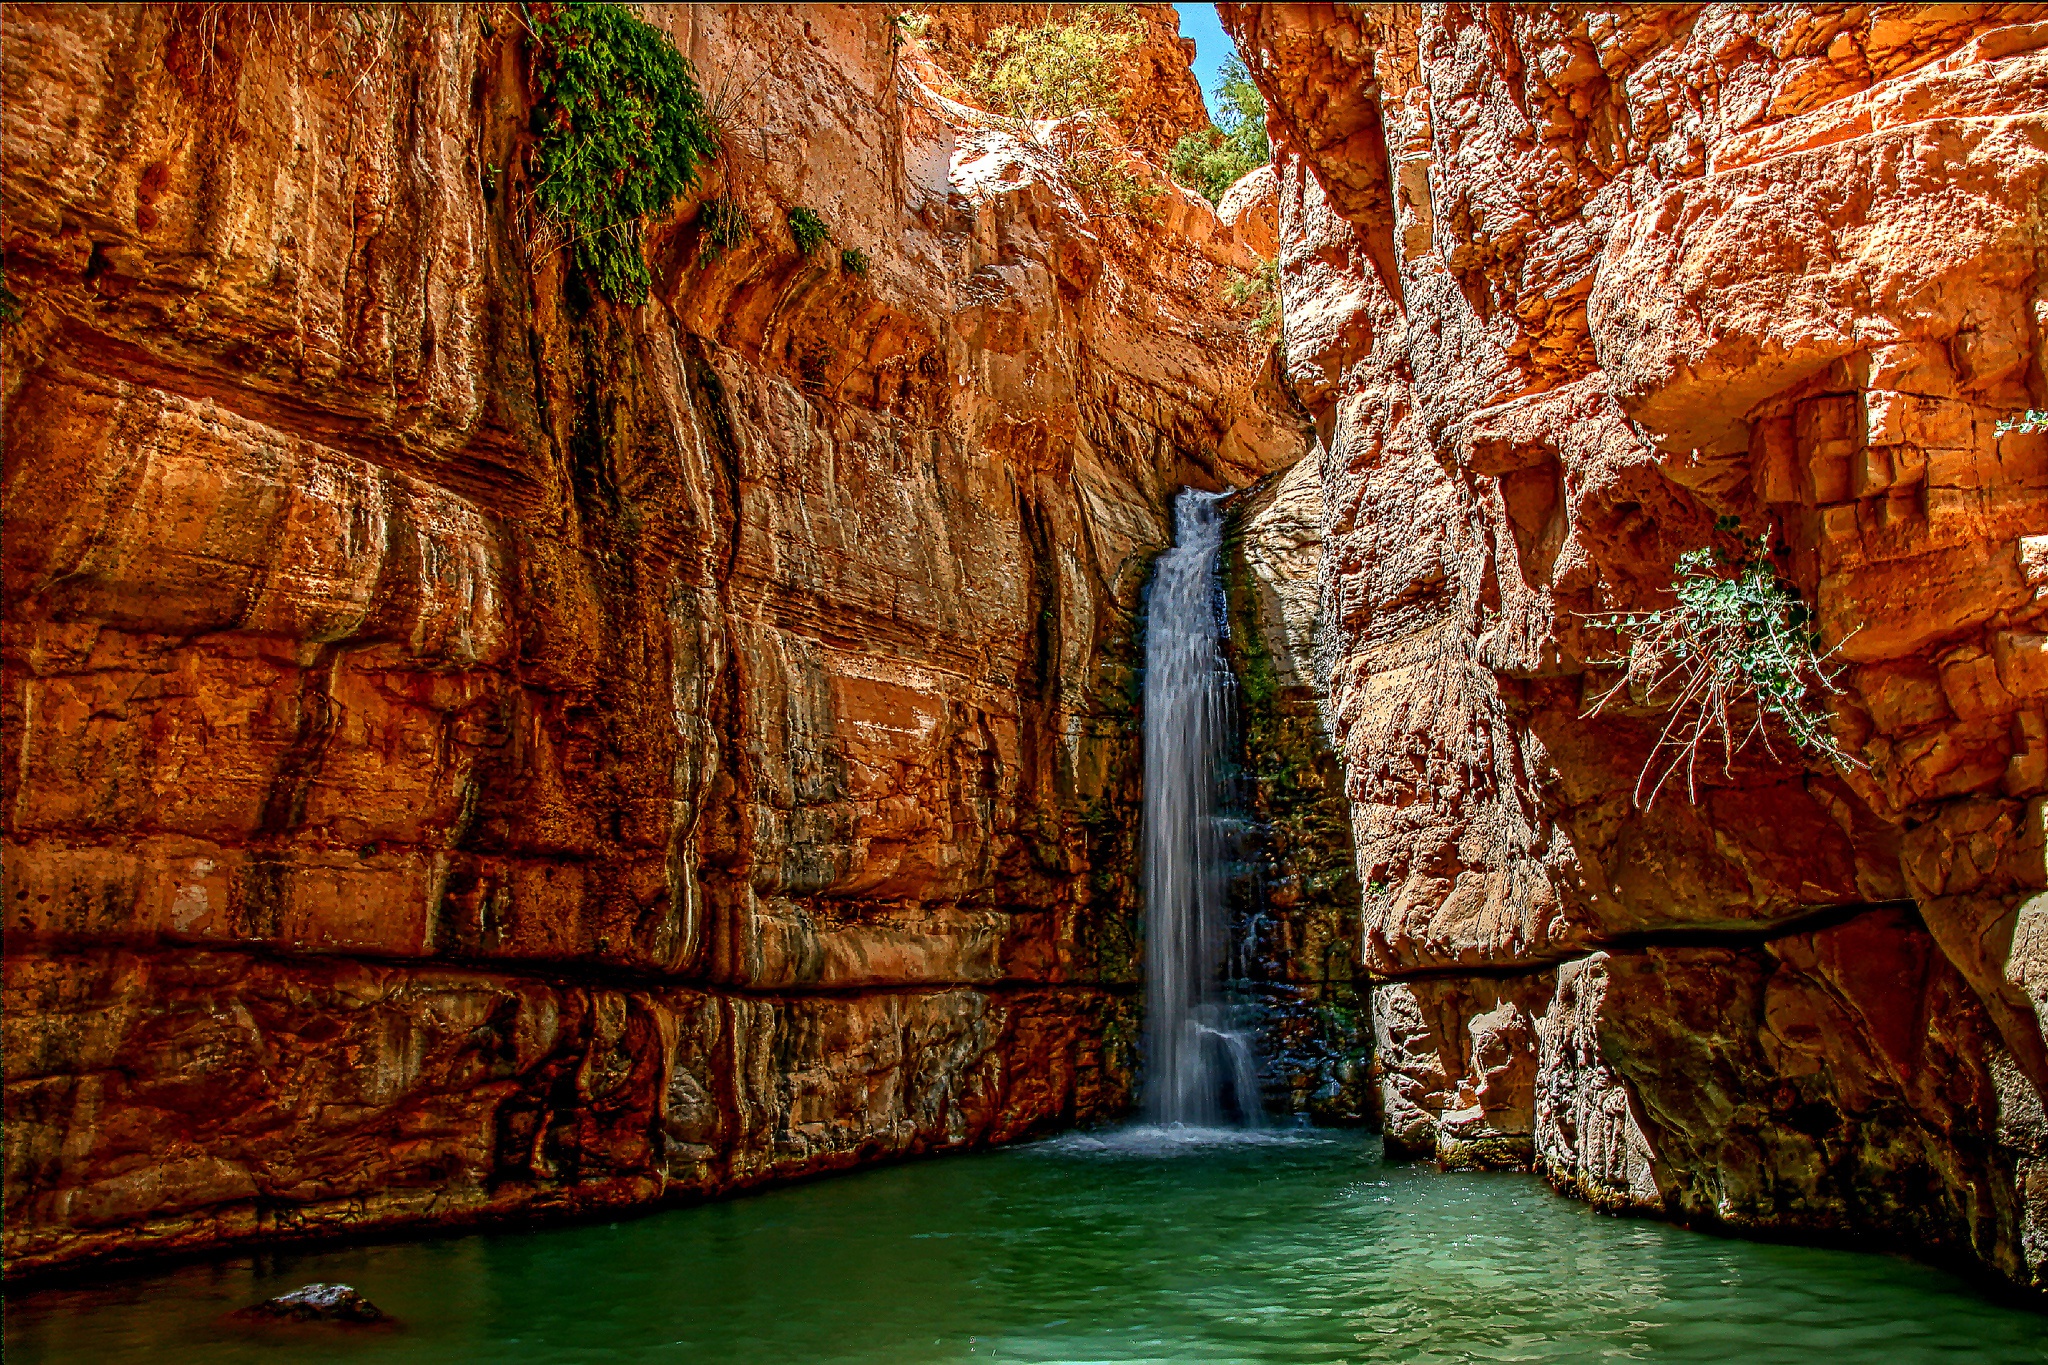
xmin=1223 ymin=1 xmax=2048 ymax=1292
xmin=1223 ymin=460 xmax=1369 ymax=1121
xmin=0 ymin=2 xmax=1304 ymax=1275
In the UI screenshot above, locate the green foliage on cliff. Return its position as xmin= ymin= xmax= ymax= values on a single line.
xmin=1062 ymin=149 xmax=1162 ymax=223
xmin=1168 ymin=56 xmax=1269 ymax=203
xmin=839 ymin=245 xmax=871 ymax=279
xmin=527 ymin=1 xmax=719 ymax=306
xmin=1584 ymin=517 xmax=1855 ymax=808
xmin=1997 ymin=409 xmax=2048 ymax=434
xmin=787 ymin=206 xmax=831 ymax=257
xmin=696 ymin=194 xmax=752 ymax=263
xmin=1220 ymin=497 xmax=1369 ymax=1119
xmin=1221 ymin=506 xmax=1355 ymax=888
xmin=947 ymin=7 xmax=1160 ymax=224
xmin=885 ymin=8 xmax=930 ymax=48
xmin=955 ymin=7 xmax=1141 ymax=124
xmin=1226 ymin=260 xmax=1281 ymax=337
xmin=1228 ymin=565 xmax=1284 ymax=726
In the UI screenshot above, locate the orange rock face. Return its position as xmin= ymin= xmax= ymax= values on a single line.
xmin=0 ymin=3 xmax=1299 ymax=1275
xmin=906 ymin=2 xmax=1213 ymax=163
xmin=1223 ymin=1 xmax=2048 ymax=1292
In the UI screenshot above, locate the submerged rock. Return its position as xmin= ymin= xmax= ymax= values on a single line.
xmin=234 ymin=1283 xmax=388 ymax=1324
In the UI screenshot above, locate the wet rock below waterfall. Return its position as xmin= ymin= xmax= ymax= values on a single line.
xmin=232 ymin=1283 xmax=389 ymax=1324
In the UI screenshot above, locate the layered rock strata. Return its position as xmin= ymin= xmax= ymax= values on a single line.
xmin=0 ymin=3 xmax=1301 ymax=1275
xmin=1223 ymin=0 xmax=2048 ymax=1291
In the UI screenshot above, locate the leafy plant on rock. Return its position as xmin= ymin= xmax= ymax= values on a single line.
xmin=1996 ymin=409 xmax=2048 ymax=434
xmin=1582 ymin=516 xmax=1856 ymax=808
xmin=885 ymin=8 xmax=930 ymax=49
xmin=1168 ymin=55 xmax=1271 ymax=203
xmin=956 ymin=7 xmax=1140 ymax=126
xmin=839 ymin=245 xmax=870 ymax=279
xmin=1255 ymin=293 xmax=1281 ymax=338
xmin=526 ymin=1 xmax=720 ymax=306
xmin=947 ymin=7 xmax=1160 ymax=223
xmin=787 ymin=206 xmax=831 ymax=257
xmin=696 ymin=193 xmax=752 ymax=263
xmin=1225 ymin=260 xmax=1281 ymax=337
xmin=1059 ymin=143 xmax=1161 ymax=222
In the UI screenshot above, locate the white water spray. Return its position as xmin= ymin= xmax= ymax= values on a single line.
xmin=1141 ymin=488 xmax=1262 ymax=1127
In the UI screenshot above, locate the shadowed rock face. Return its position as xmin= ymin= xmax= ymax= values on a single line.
xmin=0 ymin=3 xmax=1302 ymax=1275
xmin=1221 ymin=461 xmax=1370 ymax=1123
xmin=1221 ymin=0 xmax=2048 ymax=1293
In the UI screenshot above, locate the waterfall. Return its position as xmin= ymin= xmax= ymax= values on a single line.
xmin=1141 ymin=488 xmax=1262 ymax=1127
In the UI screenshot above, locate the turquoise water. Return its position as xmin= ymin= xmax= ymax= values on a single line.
xmin=7 ymin=1128 xmax=2041 ymax=1363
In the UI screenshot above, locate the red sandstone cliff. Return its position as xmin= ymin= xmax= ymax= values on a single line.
xmin=0 ymin=2 xmax=1301 ymax=1275
xmin=1222 ymin=1 xmax=2048 ymax=1293
xmin=13 ymin=0 xmax=2039 ymax=1301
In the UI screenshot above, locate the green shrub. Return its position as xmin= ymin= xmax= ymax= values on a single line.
xmin=1997 ymin=409 xmax=2048 ymax=434
xmin=1167 ymin=55 xmax=1270 ymax=203
xmin=1226 ymin=261 xmax=1281 ymax=336
xmin=697 ymin=194 xmax=752 ymax=262
xmin=1225 ymin=260 xmax=1276 ymax=306
xmin=528 ymin=2 xmax=719 ymax=306
xmin=839 ymin=245 xmax=870 ymax=278
xmin=787 ymin=206 xmax=830 ymax=257
xmin=941 ymin=9 xmax=1166 ymax=224
xmin=1255 ymin=294 xmax=1281 ymax=337
xmin=956 ymin=8 xmax=1140 ymax=124
xmin=886 ymin=8 xmax=929 ymax=47
xmin=1584 ymin=517 xmax=1855 ymax=808
xmin=1059 ymin=140 xmax=1161 ymax=222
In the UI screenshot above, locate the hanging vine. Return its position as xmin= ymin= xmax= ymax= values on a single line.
xmin=524 ymin=2 xmax=720 ymax=305
xmin=1582 ymin=517 xmax=1858 ymax=808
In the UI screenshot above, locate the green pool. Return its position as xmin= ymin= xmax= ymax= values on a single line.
xmin=6 ymin=1128 xmax=2041 ymax=1363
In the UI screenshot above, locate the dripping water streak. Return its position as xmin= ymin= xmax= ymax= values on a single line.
xmin=1142 ymin=488 xmax=1261 ymax=1127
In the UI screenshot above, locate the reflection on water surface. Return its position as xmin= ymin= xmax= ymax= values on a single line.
xmin=8 ymin=1128 xmax=2041 ymax=1364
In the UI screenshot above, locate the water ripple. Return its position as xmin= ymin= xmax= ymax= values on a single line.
xmin=7 ymin=1130 xmax=2040 ymax=1364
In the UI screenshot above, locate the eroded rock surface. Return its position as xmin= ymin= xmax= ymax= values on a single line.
xmin=1223 ymin=0 xmax=2048 ymax=1292
xmin=1222 ymin=461 xmax=1368 ymax=1121
xmin=0 ymin=3 xmax=1301 ymax=1275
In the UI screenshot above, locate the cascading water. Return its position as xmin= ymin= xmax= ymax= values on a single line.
xmin=1141 ymin=487 xmax=1263 ymax=1127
